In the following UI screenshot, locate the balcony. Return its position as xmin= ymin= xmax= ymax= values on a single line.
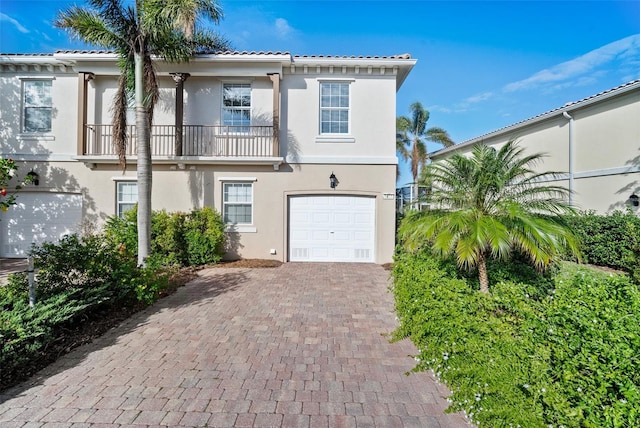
xmin=78 ymin=124 xmax=283 ymax=169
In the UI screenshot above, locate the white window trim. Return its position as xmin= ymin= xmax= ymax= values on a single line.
xmin=221 ymin=82 xmax=252 ymax=133
xmin=314 ymin=136 xmax=356 ymax=144
xmin=20 ymin=77 xmax=55 ymax=135
xmin=318 ymin=80 xmax=352 ymax=137
xmin=217 ymin=177 xmax=257 ymax=182
xmin=221 ymin=181 xmax=255 ymax=232
xmin=110 ymin=176 xmax=138 ymax=181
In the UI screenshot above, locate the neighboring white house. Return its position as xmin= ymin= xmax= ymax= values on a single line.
xmin=0 ymin=51 xmax=416 ymax=262
xmin=431 ymin=79 xmax=640 ymax=214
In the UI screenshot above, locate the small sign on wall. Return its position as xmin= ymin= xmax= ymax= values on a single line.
xmin=383 ymin=193 xmax=395 ymax=200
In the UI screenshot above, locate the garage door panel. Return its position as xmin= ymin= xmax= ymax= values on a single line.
xmin=291 ymin=230 xmax=309 ymax=240
xmin=355 ymin=213 xmax=373 ymax=224
xmin=1 ymin=193 xmax=82 ymax=258
xmin=311 ymin=212 xmax=331 ymax=224
xmin=333 ymin=231 xmax=351 ymax=241
xmin=334 ymin=213 xmax=350 ymax=224
xmin=334 ymin=197 xmax=351 ymax=207
xmin=311 ymin=247 xmax=329 ymax=258
xmin=354 ymin=231 xmax=371 ymax=241
xmin=333 ymin=248 xmax=351 ymax=259
xmin=289 ymin=195 xmax=375 ymax=263
xmin=311 ymin=230 xmax=330 ymax=241
xmin=290 ymin=212 xmax=310 ymax=223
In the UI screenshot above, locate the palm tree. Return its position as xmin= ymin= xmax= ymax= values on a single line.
xmin=399 ymin=140 xmax=580 ymax=293
xmin=396 ymin=101 xmax=454 ymax=202
xmin=55 ymin=0 xmax=229 ymax=266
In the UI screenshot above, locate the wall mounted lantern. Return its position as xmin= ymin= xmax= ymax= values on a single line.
xmin=329 ymin=172 xmax=338 ymax=189
xmin=630 ymin=194 xmax=639 ymax=207
xmin=26 ymin=171 xmax=39 ymax=186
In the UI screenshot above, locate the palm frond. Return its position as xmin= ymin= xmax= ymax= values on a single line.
xmin=112 ymin=71 xmax=130 ymax=169
xmin=409 ymin=101 xmax=429 ymax=136
xmin=54 ymin=6 xmax=123 ymax=49
xmin=425 ymin=126 xmax=454 ymax=148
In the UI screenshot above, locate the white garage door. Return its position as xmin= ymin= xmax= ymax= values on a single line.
xmin=289 ymin=195 xmax=375 ymax=262
xmin=0 ymin=193 xmax=83 ymax=258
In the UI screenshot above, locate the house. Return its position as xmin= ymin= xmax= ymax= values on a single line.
xmin=0 ymin=51 xmax=416 ymax=263
xmin=431 ymin=79 xmax=640 ymax=214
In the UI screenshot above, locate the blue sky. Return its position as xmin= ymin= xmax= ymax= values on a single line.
xmin=2 ymin=0 xmax=639 ymax=185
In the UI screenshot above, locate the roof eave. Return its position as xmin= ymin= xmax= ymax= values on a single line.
xmin=0 ymin=54 xmax=72 ymax=66
xmin=292 ymin=56 xmax=417 ymax=91
xmin=432 ymin=79 xmax=640 ymax=159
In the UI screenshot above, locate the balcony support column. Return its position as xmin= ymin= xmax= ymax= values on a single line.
xmin=170 ymin=73 xmax=190 ymax=156
xmin=268 ymin=73 xmax=281 ymax=157
xmin=76 ymin=72 xmax=94 ymax=156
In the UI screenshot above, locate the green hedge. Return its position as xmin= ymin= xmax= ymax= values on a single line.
xmin=564 ymin=210 xmax=640 ymax=278
xmin=391 ymin=249 xmax=640 ymax=427
xmin=105 ymin=206 xmax=226 ymax=267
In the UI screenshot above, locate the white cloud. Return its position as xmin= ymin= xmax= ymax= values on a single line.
xmin=274 ymin=18 xmax=294 ymax=39
xmin=504 ymin=34 xmax=640 ymax=92
xmin=461 ymin=91 xmax=494 ymax=106
xmin=0 ymin=13 xmax=29 ymax=34
xmin=428 ymin=105 xmax=453 ymax=114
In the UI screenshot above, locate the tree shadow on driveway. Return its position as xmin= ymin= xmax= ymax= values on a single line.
xmin=0 ymin=267 xmax=250 ymax=403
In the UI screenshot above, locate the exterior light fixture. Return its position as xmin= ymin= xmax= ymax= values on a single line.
xmin=26 ymin=171 xmax=39 ymax=186
xmin=630 ymin=194 xmax=639 ymax=207
xmin=329 ymin=172 xmax=338 ymax=189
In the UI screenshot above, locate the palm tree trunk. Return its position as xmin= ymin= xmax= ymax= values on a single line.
xmin=478 ymin=251 xmax=490 ymax=293
xmin=135 ymin=51 xmax=151 ymax=267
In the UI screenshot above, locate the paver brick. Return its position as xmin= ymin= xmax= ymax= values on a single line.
xmin=0 ymin=264 xmax=472 ymax=428
xmin=85 ymin=408 xmax=122 ymax=424
xmin=132 ymin=410 xmax=166 ymax=425
xmin=178 ymin=411 xmax=211 ymax=426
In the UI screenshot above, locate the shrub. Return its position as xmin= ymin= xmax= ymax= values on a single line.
xmin=104 ymin=208 xmax=138 ymax=257
xmin=564 ymin=210 xmax=640 ymax=277
xmin=184 ymin=207 xmax=226 ymax=266
xmin=152 ymin=210 xmax=188 ymax=266
xmin=30 ymin=234 xmax=138 ymax=303
xmin=104 ymin=206 xmax=226 ymax=267
xmin=391 ymin=248 xmax=640 ymax=427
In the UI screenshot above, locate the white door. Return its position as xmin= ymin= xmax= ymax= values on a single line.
xmin=0 ymin=193 xmax=83 ymax=257
xmin=289 ymin=195 xmax=375 ymax=262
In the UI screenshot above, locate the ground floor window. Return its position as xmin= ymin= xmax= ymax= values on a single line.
xmin=117 ymin=181 xmax=138 ymax=218
xmin=223 ymin=182 xmax=253 ymax=224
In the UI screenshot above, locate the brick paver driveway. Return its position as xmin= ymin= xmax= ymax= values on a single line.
xmin=0 ymin=263 xmax=473 ymax=427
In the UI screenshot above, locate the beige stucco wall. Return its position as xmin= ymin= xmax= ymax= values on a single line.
xmin=572 ymin=91 xmax=639 ymax=172
xmin=281 ymin=73 xmax=397 ymax=160
xmin=11 ymin=160 xmax=397 ymax=263
xmin=573 ymin=173 xmax=640 ymax=213
xmin=433 ymin=87 xmax=640 ymax=214
xmin=0 ymin=71 xmax=79 ymax=157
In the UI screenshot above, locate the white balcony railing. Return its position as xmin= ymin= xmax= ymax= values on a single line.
xmin=85 ymin=124 xmax=275 ymax=157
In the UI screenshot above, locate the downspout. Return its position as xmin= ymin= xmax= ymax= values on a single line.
xmin=562 ymin=111 xmax=574 ymax=206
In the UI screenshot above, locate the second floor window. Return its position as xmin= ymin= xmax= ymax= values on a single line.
xmin=23 ymin=80 xmax=52 ymax=133
xmin=320 ymin=82 xmax=350 ymax=134
xmin=222 ymin=83 xmax=251 ymax=132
